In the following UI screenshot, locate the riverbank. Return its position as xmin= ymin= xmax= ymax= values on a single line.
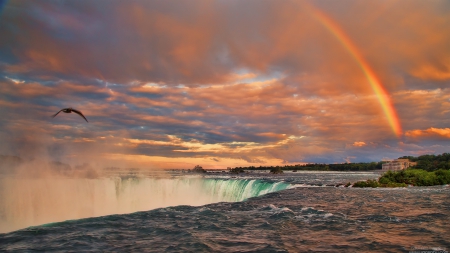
xmin=352 ymin=169 xmax=450 ymax=188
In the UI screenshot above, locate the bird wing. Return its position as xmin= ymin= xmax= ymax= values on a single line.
xmin=71 ymin=108 xmax=89 ymax=122
xmin=52 ymin=109 xmax=65 ymax=118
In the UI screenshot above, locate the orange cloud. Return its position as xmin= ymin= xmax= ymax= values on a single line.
xmin=405 ymin=128 xmax=450 ymax=139
xmin=411 ymin=63 xmax=450 ymax=81
xmin=353 ymin=142 xmax=366 ymax=147
xmin=1 ymin=1 xmax=450 ymax=166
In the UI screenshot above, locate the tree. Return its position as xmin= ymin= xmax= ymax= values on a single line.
xmin=270 ymin=167 xmax=283 ymax=174
xmin=192 ymin=165 xmax=206 ymax=173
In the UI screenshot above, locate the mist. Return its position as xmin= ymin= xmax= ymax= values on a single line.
xmin=0 ymin=159 xmax=289 ymax=233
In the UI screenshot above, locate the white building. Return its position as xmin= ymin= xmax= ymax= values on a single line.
xmin=382 ymin=159 xmax=417 ymax=171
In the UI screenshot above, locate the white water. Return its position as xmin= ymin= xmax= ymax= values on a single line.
xmin=0 ymin=176 xmax=290 ymax=233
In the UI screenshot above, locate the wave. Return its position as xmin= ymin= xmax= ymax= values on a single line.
xmin=0 ymin=176 xmax=290 ymax=233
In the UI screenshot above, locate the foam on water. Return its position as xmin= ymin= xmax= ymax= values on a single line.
xmin=0 ymin=175 xmax=449 ymax=252
xmin=0 ymin=176 xmax=290 ymax=233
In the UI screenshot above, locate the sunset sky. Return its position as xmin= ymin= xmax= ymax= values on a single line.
xmin=0 ymin=0 xmax=449 ymax=169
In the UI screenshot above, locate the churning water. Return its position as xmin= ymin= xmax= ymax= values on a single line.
xmin=0 ymin=175 xmax=290 ymax=234
xmin=1 ymin=171 xmax=449 ymax=252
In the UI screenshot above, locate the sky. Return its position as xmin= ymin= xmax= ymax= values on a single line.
xmin=0 ymin=0 xmax=449 ymax=169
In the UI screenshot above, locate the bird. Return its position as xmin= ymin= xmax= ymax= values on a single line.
xmin=52 ymin=107 xmax=88 ymax=122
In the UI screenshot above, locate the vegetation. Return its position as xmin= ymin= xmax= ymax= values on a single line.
xmin=228 ymin=153 xmax=450 ymax=186
xmin=231 ymin=162 xmax=382 ymax=172
xmin=270 ymin=167 xmax=283 ymax=174
xmin=399 ymin=153 xmax=450 ymax=171
xmin=352 ymin=169 xmax=450 ymax=188
xmin=352 ymin=179 xmax=381 ymax=188
xmin=228 ymin=167 xmax=245 ymax=174
xmin=352 ymin=153 xmax=450 ymax=187
xmin=191 ymin=165 xmax=206 ymax=173
xmin=379 ymin=169 xmax=450 ymax=186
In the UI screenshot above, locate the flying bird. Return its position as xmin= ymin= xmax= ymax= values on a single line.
xmin=52 ymin=108 xmax=88 ymax=122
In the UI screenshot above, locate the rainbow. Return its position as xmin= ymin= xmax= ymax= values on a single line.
xmin=308 ymin=5 xmax=402 ymax=137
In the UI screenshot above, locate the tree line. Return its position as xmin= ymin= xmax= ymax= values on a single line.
xmin=399 ymin=153 xmax=450 ymax=171
xmin=230 ymin=153 xmax=450 ymax=172
xmin=231 ymin=162 xmax=382 ymax=172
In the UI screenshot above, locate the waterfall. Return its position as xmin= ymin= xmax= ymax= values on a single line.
xmin=0 ymin=176 xmax=290 ymax=233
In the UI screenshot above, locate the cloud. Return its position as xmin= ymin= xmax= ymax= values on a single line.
xmin=2 ymin=0 xmax=449 ymax=88
xmin=405 ymin=128 xmax=450 ymax=139
xmin=411 ymin=63 xmax=450 ymax=81
xmin=0 ymin=0 xmax=450 ymax=167
xmin=353 ymin=142 xmax=366 ymax=147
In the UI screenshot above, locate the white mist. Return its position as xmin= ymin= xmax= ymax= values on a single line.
xmin=0 ymin=176 xmax=289 ymax=233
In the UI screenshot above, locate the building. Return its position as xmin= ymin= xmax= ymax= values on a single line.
xmin=382 ymin=159 xmax=417 ymax=171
